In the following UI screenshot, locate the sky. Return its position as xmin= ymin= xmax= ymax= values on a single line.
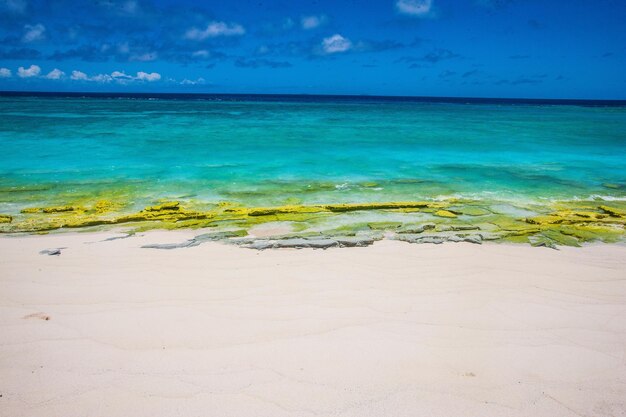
xmin=0 ymin=0 xmax=625 ymax=99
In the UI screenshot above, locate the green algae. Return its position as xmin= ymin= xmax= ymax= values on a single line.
xmin=367 ymin=221 xmax=402 ymax=230
xmin=433 ymin=210 xmax=457 ymax=218
xmin=21 ymin=205 xmax=85 ymax=214
xmin=456 ymin=206 xmax=492 ymax=216
xmin=1 ymin=198 xmax=624 ymax=248
xmin=324 ymin=202 xmax=439 ymax=212
xmin=599 ymin=205 xmax=626 ymax=217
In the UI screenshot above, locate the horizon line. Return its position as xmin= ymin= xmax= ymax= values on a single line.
xmin=1 ymin=90 xmax=626 ymax=105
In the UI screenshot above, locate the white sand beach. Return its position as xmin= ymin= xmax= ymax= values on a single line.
xmin=1 ymin=231 xmax=625 ymax=417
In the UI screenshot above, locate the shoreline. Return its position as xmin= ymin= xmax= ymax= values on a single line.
xmin=1 ymin=197 xmax=625 ymax=248
xmin=1 ymin=232 xmax=625 ymax=416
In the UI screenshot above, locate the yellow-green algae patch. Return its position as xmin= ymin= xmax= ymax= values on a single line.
xmin=1 ymin=199 xmax=625 ymax=248
xmin=433 ymin=210 xmax=457 ymax=218
xmin=599 ymin=205 xmax=626 ymax=217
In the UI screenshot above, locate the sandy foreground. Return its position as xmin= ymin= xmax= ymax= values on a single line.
xmin=0 ymin=231 xmax=625 ymax=417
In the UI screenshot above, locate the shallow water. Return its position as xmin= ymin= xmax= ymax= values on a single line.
xmin=0 ymin=94 xmax=625 ymax=245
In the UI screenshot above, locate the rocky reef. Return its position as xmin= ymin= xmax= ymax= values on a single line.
xmin=1 ymin=198 xmax=625 ymax=249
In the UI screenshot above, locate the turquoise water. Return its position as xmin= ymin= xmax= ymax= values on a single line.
xmin=1 ymin=95 xmax=625 ymax=214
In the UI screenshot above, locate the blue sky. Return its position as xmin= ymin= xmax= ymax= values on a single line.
xmin=0 ymin=0 xmax=624 ymax=98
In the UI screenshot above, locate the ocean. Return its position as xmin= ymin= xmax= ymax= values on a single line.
xmin=1 ymin=93 xmax=625 ymax=246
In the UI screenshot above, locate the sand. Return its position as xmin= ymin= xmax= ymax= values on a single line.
xmin=0 ymin=230 xmax=625 ymax=417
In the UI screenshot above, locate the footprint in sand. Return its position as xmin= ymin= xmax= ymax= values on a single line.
xmin=23 ymin=312 xmax=50 ymax=321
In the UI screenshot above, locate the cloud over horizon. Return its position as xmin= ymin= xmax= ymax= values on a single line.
xmin=0 ymin=0 xmax=622 ymax=98
xmin=321 ymin=34 xmax=352 ymax=54
xmin=396 ymin=0 xmax=433 ymax=17
xmin=184 ymin=21 xmax=246 ymax=41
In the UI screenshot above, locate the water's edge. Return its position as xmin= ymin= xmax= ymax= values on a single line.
xmin=2 ymin=197 xmax=624 ymax=249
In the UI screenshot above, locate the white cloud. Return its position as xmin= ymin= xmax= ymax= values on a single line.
xmin=396 ymin=0 xmax=433 ymax=16
xmin=22 ymin=23 xmax=45 ymax=42
xmin=180 ymin=77 xmax=205 ymax=85
xmin=111 ymin=70 xmax=131 ymax=79
xmin=130 ymin=52 xmax=158 ymax=62
xmin=301 ymin=15 xmax=326 ymax=30
xmin=184 ymin=21 xmax=245 ymax=40
xmin=192 ymin=49 xmax=210 ymax=58
xmin=45 ymin=68 xmax=65 ymax=80
xmin=17 ymin=64 xmax=40 ymax=78
xmin=321 ymin=34 xmax=352 ymax=54
xmin=70 ymin=70 xmax=89 ymax=80
xmin=136 ymin=71 xmax=161 ymax=81
xmin=0 ymin=67 xmax=11 ymax=78
xmin=67 ymin=69 xmax=161 ymax=83
xmin=92 ymin=74 xmax=114 ymax=83
xmin=1 ymin=0 xmax=27 ymax=13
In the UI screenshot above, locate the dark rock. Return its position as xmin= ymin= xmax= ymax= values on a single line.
xmin=39 ymin=248 xmax=63 ymax=256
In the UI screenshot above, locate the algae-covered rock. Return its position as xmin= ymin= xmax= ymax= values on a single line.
xmin=3 ymin=197 xmax=625 ymax=247
xmin=367 ymin=222 xmax=402 ymax=230
xmin=525 ymin=207 xmax=626 ymax=226
xmin=395 ymin=234 xmax=447 ymax=244
xmin=599 ymin=205 xmax=626 ymax=217
xmin=541 ymin=230 xmax=581 ymax=247
xmin=433 ymin=210 xmax=457 ymax=218
xmin=324 ymin=202 xmax=433 ymax=212
xmin=458 ymin=206 xmax=491 ymax=216
xmin=93 ymin=200 xmax=117 ymax=214
xmin=438 ymin=224 xmax=480 ymax=232
xmin=21 ymin=205 xmax=85 ymax=214
xmin=397 ymin=223 xmax=436 ymax=234
xmin=529 ymin=235 xmax=557 ymax=249
xmin=246 ymin=205 xmax=324 ymax=216
xmin=43 ymin=205 xmax=84 ymax=213
xmin=240 ymin=238 xmax=339 ymax=250
xmin=144 ymin=201 xmax=180 ymax=212
xmin=20 ymin=207 xmax=41 ymax=214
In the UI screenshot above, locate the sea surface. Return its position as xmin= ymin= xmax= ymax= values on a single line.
xmin=0 ymin=93 xmax=625 ymax=245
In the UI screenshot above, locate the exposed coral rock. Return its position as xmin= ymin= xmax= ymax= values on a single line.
xmin=142 ymin=230 xmax=248 ymax=249
xmin=529 ymin=235 xmax=557 ymax=249
xmin=21 ymin=205 xmax=85 ymax=214
xmin=458 ymin=206 xmax=491 ymax=216
xmin=144 ymin=201 xmax=180 ymax=212
xmin=246 ymin=205 xmax=324 ymax=216
xmin=367 ymin=222 xmax=402 ymax=230
xmin=20 ymin=208 xmax=40 ymax=214
xmin=2 ymin=198 xmax=625 ymax=248
xmin=397 ymin=223 xmax=436 ymax=234
xmin=43 ymin=206 xmax=85 ymax=213
xmin=438 ymin=224 xmax=481 ymax=232
xmin=324 ymin=202 xmax=434 ymax=212
xmin=599 ymin=205 xmax=626 ymax=217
